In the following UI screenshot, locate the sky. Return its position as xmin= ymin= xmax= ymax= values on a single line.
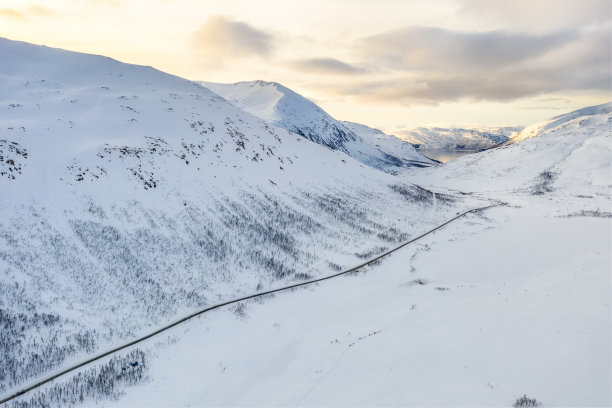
xmin=1 ymin=0 xmax=611 ymax=132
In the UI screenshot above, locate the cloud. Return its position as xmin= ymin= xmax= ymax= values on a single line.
xmin=328 ymin=62 xmax=610 ymax=106
xmin=341 ymin=25 xmax=611 ymax=105
xmin=191 ymin=15 xmax=274 ymax=63
xmin=459 ymin=0 xmax=612 ymax=31
xmin=0 ymin=4 xmax=54 ymax=20
xmin=358 ymin=26 xmax=576 ymax=73
xmin=90 ymin=0 xmax=122 ymax=6
xmin=286 ymin=57 xmax=367 ymax=75
xmin=27 ymin=5 xmax=54 ymax=16
xmin=0 ymin=8 xmax=26 ymax=20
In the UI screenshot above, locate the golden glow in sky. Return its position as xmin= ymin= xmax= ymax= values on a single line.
xmin=1 ymin=0 xmax=610 ymax=131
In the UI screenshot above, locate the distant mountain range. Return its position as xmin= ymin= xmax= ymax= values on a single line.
xmin=397 ymin=126 xmax=523 ymax=150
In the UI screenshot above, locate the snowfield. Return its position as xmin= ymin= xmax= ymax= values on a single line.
xmin=1 ymin=37 xmax=610 ymax=407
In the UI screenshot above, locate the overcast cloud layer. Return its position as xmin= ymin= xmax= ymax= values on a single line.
xmin=189 ymin=13 xmax=610 ymax=105
xmin=347 ymin=26 xmax=611 ymax=104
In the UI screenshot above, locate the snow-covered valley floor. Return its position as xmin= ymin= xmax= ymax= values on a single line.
xmin=104 ymin=190 xmax=610 ymax=407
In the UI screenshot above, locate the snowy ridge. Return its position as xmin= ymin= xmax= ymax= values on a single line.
xmin=509 ymin=102 xmax=612 ymax=143
xmin=0 ymin=37 xmax=474 ymax=402
xmin=398 ymin=126 xmax=522 ymax=150
xmin=203 ymin=80 xmax=437 ymax=173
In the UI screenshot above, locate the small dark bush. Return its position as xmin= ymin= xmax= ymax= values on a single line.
xmin=513 ymin=394 xmax=540 ymax=407
xmin=355 ymin=246 xmax=387 ymax=259
xmin=532 ymin=171 xmax=556 ymax=195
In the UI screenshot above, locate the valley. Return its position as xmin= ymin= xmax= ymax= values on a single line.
xmin=0 ymin=36 xmax=610 ymax=408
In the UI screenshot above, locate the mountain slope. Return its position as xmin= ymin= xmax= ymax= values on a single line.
xmin=509 ymin=102 xmax=612 ymax=143
xmin=0 ymin=38 xmax=474 ymax=404
xmin=202 ymin=80 xmax=437 ymax=172
xmin=342 ymin=121 xmax=442 ymax=165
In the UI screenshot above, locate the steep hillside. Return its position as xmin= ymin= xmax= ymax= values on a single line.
xmin=0 ymin=38 xmax=474 ymax=404
xmin=202 ymin=80 xmax=436 ymax=173
xmin=399 ymin=126 xmax=521 ymax=150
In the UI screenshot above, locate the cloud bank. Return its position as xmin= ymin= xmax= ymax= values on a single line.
xmin=358 ymin=27 xmax=577 ymax=72
xmin=340 ymin=25 xmax=611 ymax=105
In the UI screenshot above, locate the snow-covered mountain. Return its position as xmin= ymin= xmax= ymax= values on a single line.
xmin=508 ymin=102 xmax=612 ymax=144
xmin=398 ymin=126 xmax=522 ymax=150
xmin=342 ymin=120 xmax=441 ymax=164
xmin=2 ymin=36 xmax=609 ymax=407
xmin=0 ymin=38 xmax=474 ymax=405
xmin=202 ymin=80 xmax=437 ymax=172
xmin=407 ymin=103 xmax=612 ymax=197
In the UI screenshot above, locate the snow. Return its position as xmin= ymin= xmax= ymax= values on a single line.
xmin=342 ymin=120 xmax=439 ymax=167
xmin=108 ymin=103 xmax=610 ymax=407
xmin=0 ymin=37 xmax=473 ymax=403
xmin=405 ymin=103 xmax=612 ymax=198
xmin=510 ymin=102 xmax=612 ymax=143
xmin=2 ymin=37 xmax=610 ymax=407
xmin=398 ymin=126 xmax=522 ymax=150
xmin=110 ymin=196 xmax=611 ymax=407
xmin=203 ymin=80 xmax=437 ymax=173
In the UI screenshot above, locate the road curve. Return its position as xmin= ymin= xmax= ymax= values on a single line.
xmin=0 ymin=203 xmax=500 ymax=405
